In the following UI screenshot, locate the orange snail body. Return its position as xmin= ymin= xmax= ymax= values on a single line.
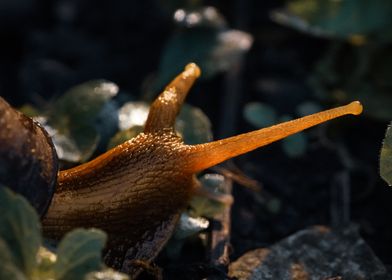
xmin=42 ymin=63 xmax=363 ymax=275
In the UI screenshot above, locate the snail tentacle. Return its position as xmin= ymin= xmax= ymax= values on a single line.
xmin=184 ymin=101 xmax=363 ymax=173
xmin=144 ymin=63 xmax=201 ymax=133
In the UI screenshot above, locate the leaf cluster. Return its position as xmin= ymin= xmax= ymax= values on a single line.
xmin=0 ymin=187 xmax=128 ymax=280
xmin=272 ymin=0 xmax=392 ymax=121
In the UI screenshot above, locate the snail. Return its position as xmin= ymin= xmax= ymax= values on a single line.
xmin=2 ymin=63 xmax=363 ymax=276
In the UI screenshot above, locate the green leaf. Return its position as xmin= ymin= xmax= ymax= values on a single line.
xmin=155 ymin=7 xmax=252 ymax=90
xmin=118 ymin=102 xmax=149 ymax=130
xmin=32 ymin=247 xmax=57 ymax=280
xmin=0 ymin=238 xmax=27 ymax=280
xmin=279 ymin=115 xmax=307 ymax=158
xmin=165 ymin=212 xmax=209 ymax=259
xmin=50 ymin=80 xmax=119 ymax=125
xmin=19 ymin=104 xmax=40 ymax=118
xmin=176 ymin=104 xmax=213 ymax=145
xmin=273 ymin=0 xmax=392 ymax=41
xmin=0 ymin=187 xmax=41 ymax=275
xmin=54 ymin=228 xmax=107 ymax=280
xmin=282 ymin=133 xmax=307 ymax=158
xmin=106 ymin=101 xmax=149 ymax=149
xmin=307 ymin=42 xmax=392 ymax=121
xmin=296 ymin=101 xmax=322 ymax=117
xmin=48 ymin=80 xmax=119 ymax=162
xmin=243 ymin=102 xmax=278 ymax=128
xmin=0 ymin=264 xmax=27 ymax=280
xmin=0 ymin=238 xmax=15 ymax=267
xmin=173 ymin=213 xmax=209 ymax=240
xmin=346 ymin=83 xmax=392 ymax=120
xmin=107 ymin=126 xmax=144 ymax=149
xmin=85 ymin=268 xmax=129 ymax=280
xmin=189 ymin=174 xmax=228 ymax=218
xmin=156 ymin=28 xmax=219 ymax=88
xmin=380 ymin=122 xmax=392 ymax=186
xmin=109 ymin=102 xmax=213 ymax=147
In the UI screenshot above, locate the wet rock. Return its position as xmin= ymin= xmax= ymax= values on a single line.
xmin=229 ymin=225 xmax=391 ymax=280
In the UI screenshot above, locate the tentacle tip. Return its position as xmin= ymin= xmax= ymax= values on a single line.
xmin=184 ymin=63 xmax=201 ymax=78
xmin=348 ymin=101 xmax=363 ymax=115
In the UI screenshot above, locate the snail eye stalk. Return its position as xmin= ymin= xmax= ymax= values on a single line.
xmin=185 ymin=101 xmax=363 ymax=173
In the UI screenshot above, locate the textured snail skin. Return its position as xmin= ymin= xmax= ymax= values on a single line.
xmin=41 ymin=63 xmax=363 ymax=274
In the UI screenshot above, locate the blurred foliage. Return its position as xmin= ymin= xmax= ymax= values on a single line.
xmin=244 ymin=102 xmax=277 ymax=128
xmin=243 ymin=102 xmax=308 ymax=158
xmin=273 ymin=0 xmax=392 ymax=41
xmin=24 ymin=80 xmax=213 ymax=164
xmin=107 ymin=101 xmax=148 ymax=149
xmin=295 ymin=101 xmax=322 ymax=117
xmin=165 ymin=213 xmax=209 ymax=259
xmin=16 ymin=0 xmax=254 ymax=165
xmin=272 ymin=0 xmax=392 ymax=121
xmin=54 ymin=229 xmax=106 ymax=280
xmin=279 ymin=115 xmax=307 ymax=158
xmin=117 ymin=102 xmax=150 ymax=130
xmin=107 ymin=126 xmax=144 ymax=150
xmin=176 ymin=103 xmax=213 ymax=145
xmin=189 ymin=173 xmax=231 ymax=218
xmin=0 ymin=186 xmax=41 ymax=277
xmin=0 ymin=187 xmax=129 ymax=280
xmin=47 ymin=80 xmax=119 ymax=162
xmin=22 ymin=80 xmax=120 ymax=164
xmin=173 ymin=213 xmax=209 ymax=240
xmin=380 ymin=123 xmax=392 ymax=186
xmin=308 ymin=43 xmax=392 ymax=120
xmin=109 ymin=101 xmax=212 ymax=149
xmin=153 ymin=5 xmax=252 ymax=93
xmin=272 ymin=0 xmax=392 ymax=187
xmin=85 ymin=269 xmax=129 ymax=280
xmin=166 ymin=173 xmax=231 ymax=259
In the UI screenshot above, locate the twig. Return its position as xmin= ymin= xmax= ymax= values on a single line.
xmin=209 ymin=177 xmax=233 ymax=268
